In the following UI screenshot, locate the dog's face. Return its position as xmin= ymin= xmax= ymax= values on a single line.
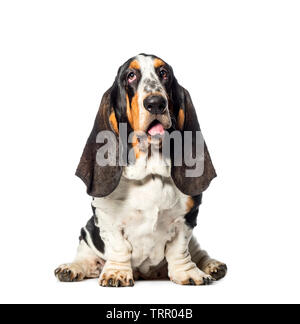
xmin=76 ymin=54 xmax=217 ymax=198
xmin=110 ymin=54 xmax=181 ymax=138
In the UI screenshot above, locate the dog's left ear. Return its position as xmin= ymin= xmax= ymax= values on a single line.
xmin=170 ymin=79 xmax=217 ymax=196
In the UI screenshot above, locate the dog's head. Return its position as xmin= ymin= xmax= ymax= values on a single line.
xmin=76 ymin=54 xmax=216 ymax=197
xmin=111 ymin=54 xmax=172 ymax=135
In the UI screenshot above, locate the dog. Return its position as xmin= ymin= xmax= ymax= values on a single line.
xmin=55 ymin=54 xmax=227 ymax=287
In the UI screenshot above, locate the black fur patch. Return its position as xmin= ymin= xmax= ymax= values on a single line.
xmin=80 ymin=210 xmax=105 ymax=254
xmin=185 ymin=194 xmax=203 ymax=228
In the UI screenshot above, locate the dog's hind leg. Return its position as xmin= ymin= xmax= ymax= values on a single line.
xmin=189 ymin=236 xmax=227 ymax=281
xmin=55 ymin=240 xmax=105 ymax=282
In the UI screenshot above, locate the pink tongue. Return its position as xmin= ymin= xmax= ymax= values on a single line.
xmin=148 ymin=123 xmax=165 ymax=136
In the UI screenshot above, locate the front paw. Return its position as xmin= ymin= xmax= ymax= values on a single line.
xmin=169 ymin=266 xmax=214 ymax=286
xmin=99 ymin=264 xmax=134 ymax=287
xmin=55 ymin=263 xmax=85 ymax=282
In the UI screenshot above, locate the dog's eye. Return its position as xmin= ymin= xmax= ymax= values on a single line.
xmin=127 ymin=72 xmax=137 ymax=83
xmin=159 ymin=69 xmax=168 ymax=80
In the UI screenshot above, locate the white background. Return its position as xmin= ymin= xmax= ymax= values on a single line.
xmin=0 ymin=0 xmax=299 ymax=304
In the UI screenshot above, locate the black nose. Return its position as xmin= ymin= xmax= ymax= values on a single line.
xmin=143 ymin=95 xmax=167 ymax=114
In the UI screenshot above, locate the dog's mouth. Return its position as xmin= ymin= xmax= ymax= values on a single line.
xmin=146 ymin=120 xmax=166 ymax=136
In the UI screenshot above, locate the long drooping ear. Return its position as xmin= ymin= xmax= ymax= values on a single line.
xmin=75 ymin=87 xmax=123 ymax=197
xmin=171 ymin=79 xmax=217 ymax=196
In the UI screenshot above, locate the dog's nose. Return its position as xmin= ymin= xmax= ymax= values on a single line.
xmin=143 ymin=95 xmax=167 ymax=114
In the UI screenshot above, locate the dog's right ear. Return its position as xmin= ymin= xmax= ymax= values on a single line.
xmin=75 ymin=87 xmax=123 ymax=197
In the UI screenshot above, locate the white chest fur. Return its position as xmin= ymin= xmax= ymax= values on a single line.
xmin=92 ymin=154 xmax=189 ymax=274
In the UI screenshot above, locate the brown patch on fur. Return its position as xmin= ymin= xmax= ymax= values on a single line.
xmin=131 ymin=93 xmax=140 ymax=130
xmin=126 ymin=94 xmax=142 ymax=159
xmin=109 ymin=111 xmax=119 ymax=134
xmin=132 ymin=134 xmax=141 ymax=159
xmin=129 ymin=59 xmax=140 ymax=70
xmin=177 ymin=108 xmax=185 ymax=130
xmin=154 ymin=58 xmax=165 ymax=68
xmin=126 ymin=93 xmax=139 ymax=131
xmin=186 ymin=196 xmax=195 ymax=213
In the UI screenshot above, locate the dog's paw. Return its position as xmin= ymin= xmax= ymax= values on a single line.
xmin=99 ymin=267 xmax=134 ymax=287
xmin=203 ymin=260 xmax=227 ymax=281
xmin=55 ymin=263 xmax=85 ymax=282
xmin=169 ymin=266 xmax=214 ymax=286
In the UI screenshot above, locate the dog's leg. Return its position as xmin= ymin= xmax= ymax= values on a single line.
xmin=55 ymin=240 xmax=104 ymax=282
xmin=165 ymin=223 xmax=213 ymax=285
xmin=98 ymin=224 xmax=134 ymax=288
xmin=189 ymin=236 xmax=227 ymax=281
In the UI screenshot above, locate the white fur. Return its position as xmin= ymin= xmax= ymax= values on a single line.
xmin=91 ymin=152 xmax=213 ymax=285
xmin=135 ymin=55 xmax=171 ymax=128
xmin=92 ymin=153 xmax=190 ymax=274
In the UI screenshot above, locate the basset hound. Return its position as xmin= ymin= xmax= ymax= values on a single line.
xmin=55 ymin=54 xmax=227 ymax=287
